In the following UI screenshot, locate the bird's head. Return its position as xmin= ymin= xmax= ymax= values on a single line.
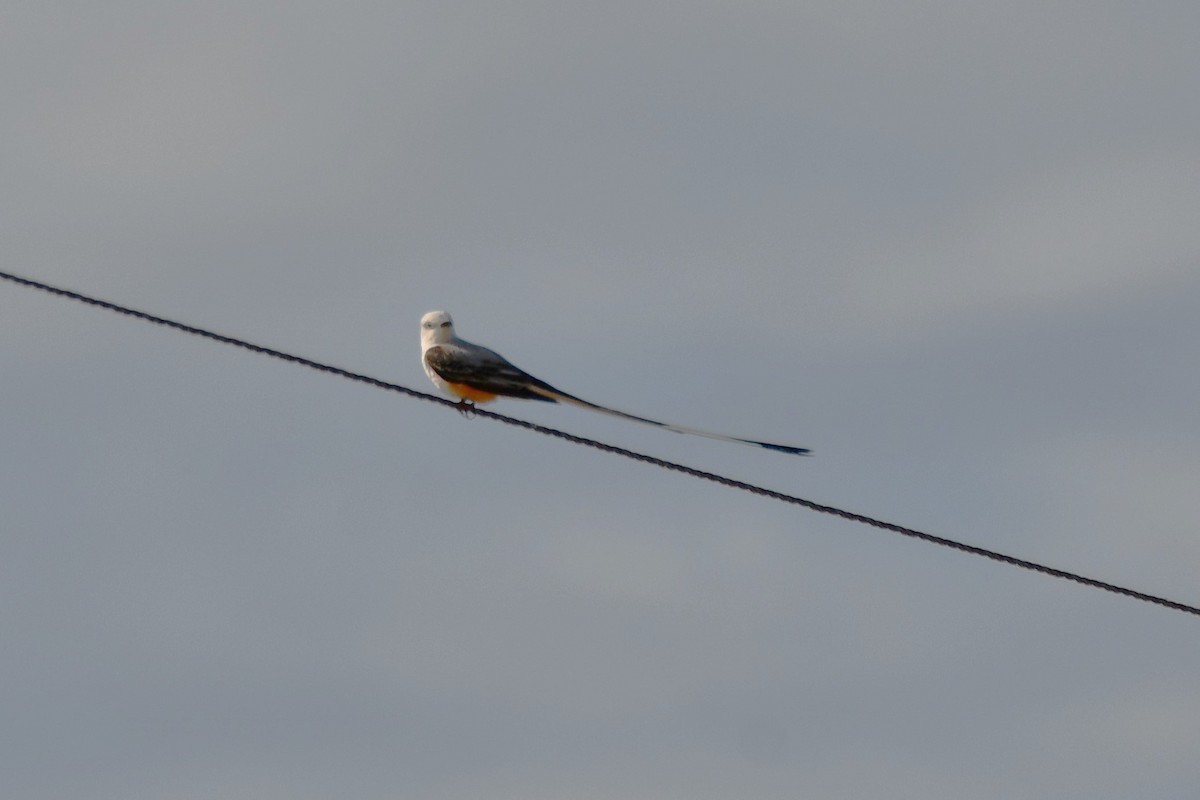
xmin=420 ymin=309 xmax=456 ymax=346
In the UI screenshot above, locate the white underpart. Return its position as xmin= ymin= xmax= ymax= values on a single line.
xmin=419 ymin=309 xmax=458 ymax=396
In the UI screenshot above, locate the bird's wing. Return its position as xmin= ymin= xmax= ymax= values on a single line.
xmin=424 ymin=343 xmax=560 ymax=402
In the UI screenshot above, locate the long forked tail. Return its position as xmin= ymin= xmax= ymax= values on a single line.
xmin=526 ymin=385 xmax=811 ymax=456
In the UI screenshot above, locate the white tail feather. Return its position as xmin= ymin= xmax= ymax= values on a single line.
xmin=528 ymin=386 xmax=810 ymax=456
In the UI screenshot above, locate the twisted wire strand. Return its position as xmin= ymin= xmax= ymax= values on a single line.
xmin=3 ymin=269 xmax=1196 ymax=618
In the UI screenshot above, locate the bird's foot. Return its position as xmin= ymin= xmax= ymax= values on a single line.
xmin=455 ymin=400 xmax=477 ymax=418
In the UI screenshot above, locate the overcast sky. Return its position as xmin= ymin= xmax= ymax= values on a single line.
xmin=3 ymin=3 xmax=1199 ymax=798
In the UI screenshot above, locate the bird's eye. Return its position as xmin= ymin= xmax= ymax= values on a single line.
xmin=440 ymin=321 xmax=451 ymax=327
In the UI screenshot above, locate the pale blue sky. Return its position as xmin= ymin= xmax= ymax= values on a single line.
xmin=3 ymin=3 xmax=1199 ymax=798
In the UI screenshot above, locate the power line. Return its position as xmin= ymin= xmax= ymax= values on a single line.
xmin=3 ymin=268 xmax=1197 ymax=619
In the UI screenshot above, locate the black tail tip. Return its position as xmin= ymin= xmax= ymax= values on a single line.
xmin=760 ymin=443 xmax=812 ymax=456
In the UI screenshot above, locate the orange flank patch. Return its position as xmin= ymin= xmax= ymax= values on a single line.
xmin=446 ymin=382 xmax=498 ymax=403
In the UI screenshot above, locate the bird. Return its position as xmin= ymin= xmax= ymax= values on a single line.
xmin=420 ymin=310 xmax=810 ymax=456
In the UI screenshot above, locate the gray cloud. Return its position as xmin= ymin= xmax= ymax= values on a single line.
xmin=3 ymin=3 xmax=1199 ymax=799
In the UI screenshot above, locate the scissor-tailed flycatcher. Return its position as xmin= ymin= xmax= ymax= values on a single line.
xmin=420 ymin=310 xmax=810 ymax=456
